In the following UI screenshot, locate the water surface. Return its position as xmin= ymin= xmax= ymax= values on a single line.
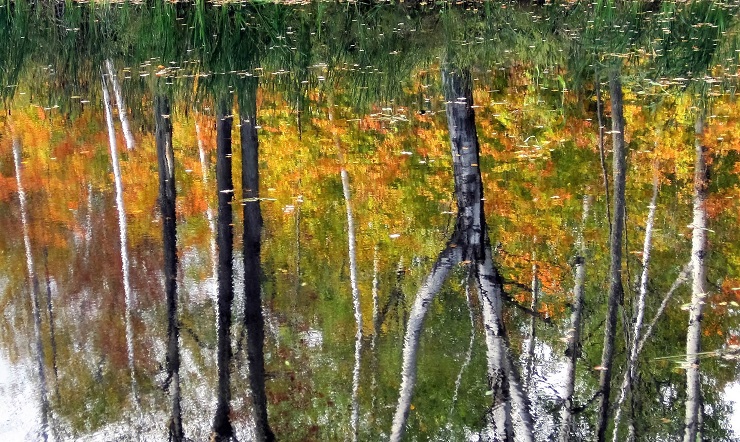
xmin=1 ymin=1 xmax=740 ymax=441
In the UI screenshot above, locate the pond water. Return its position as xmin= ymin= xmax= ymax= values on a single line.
xmin=1 ymin=1 xmax=740 ymax=441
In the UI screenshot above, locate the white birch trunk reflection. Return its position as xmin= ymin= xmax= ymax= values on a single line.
xmin=84 ymin=183 xmax=93 ymax=264
xmin=612 ymin=168 xmax=659 ymax=442
xmin=558 ymin=195 xmax=590 ymax=442
xmin=42 ymin=249 xmax=60 ymax=403
xmin=392 ymin=66 xmax=534 ymax=441
xmin=524 ymin=258 xmax=538 ymax=390
xmin=478 ymin=270 xmax=514 ymax=442
xmin=294 ymin=196 xmax=302 ymax=297
xmin=105 ymin=59 xmax=135 ymax=150
xmin=684 ymin=114 xmax=708 ymax=442
xmin=636 ymin=265 xmax=691 ymax=356
xmin=390 ymin=246 xmax=462 ymax=442
xmin=371 ymin=246 xmax=380 ymax=348
xmin=102 ymin=74 xmax=140 ymax=413
xmin=13 ymin=136 xmax=50 ymax=441
xmin=370 ymin=246 xmax=380 ymax=414
xmin=329 ymin=99 xmax=363 ymax=440
xmin=476 ymin=242 xmax=511 ymax=440
xmin=342 ymin=167 xmax=363 ymax=442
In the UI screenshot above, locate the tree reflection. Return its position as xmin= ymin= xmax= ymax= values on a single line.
xmin=155 ymin=94 xmax=184 ymax=441
xmin=391 ymin=66 xmax=535 ymax=441
xmin=239 ymin=79 xmax=275 ymax=442
xmin=12 ymin=133 xmax=50 ymax=442
xmin=212 ymin=94 xmax=236 ymax=442
xmin=0 ymin=1 xmax=739 ymax=440
xmin=101 ymin=70 xmax=141 ymax=425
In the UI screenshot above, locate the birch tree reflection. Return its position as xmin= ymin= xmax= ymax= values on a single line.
xmin=13 ymin=133 xmax=51 ymax=442
xmin=101 ymin=71 xmax=141 ymax=422
xmin=1 ymin=2 xmax=739 ymax=440
xmin=391 ymin=66 xmax=534 ymax=442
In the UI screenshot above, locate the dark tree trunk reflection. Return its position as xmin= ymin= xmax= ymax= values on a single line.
xmin=155 ymin=95 xmax=184 ymax=441
xmin=240 ymin=82 xmax=275 ymax=442
xmin=443 ymin=68 xmax=485 ymax=263
xmin=212 ymin=95 xmax=235 ymax=441
xmin=597 ymin=68 xmax=628 ymax=442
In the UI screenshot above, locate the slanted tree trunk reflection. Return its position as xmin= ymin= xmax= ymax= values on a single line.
xmin=612 ymin=166 xmax=659 ymax=442
xmin=390 ymin=245 xmax=462 ymax=442
xmin=683 ymin=113 xmax=709 ymax=442
xmin=212 ymin=96 xmax=235 ymax=441
xmin=240 ymin=82 xmax=274 ymax=442
xmin=595 ymin=73 xmax=611 ymax=232
xmin=636 ymin=265 xmax=692 ymax=358
xmin=477 ymin=247 xmax=514 ymax=442
xmin=478 ymin=243 xmax=534 ymax=441
xmin=155 ymin=95 xmax=184 ymax=441
xmin=13 ymin=135 xmax=50 ymax=441
xmin=596 ymin=68 xmax=627 ymax=442
xmin=102 ymin=73 xmax=140 ymax=415
xmin=105 ymin=59 xmax=135 ymax=150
